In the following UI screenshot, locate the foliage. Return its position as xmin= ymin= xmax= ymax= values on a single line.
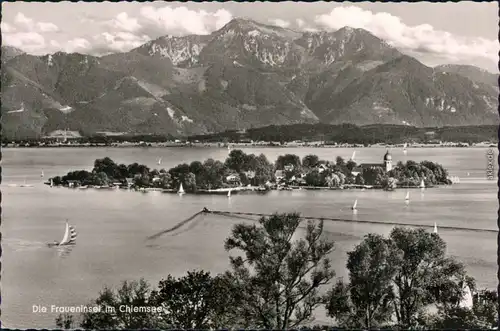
xmin=55 ymin=313 xmax=74 ymax=329
xmin=326 ymin=234 xmax=396 ymax=328
xmin=302 ymin=154 xmax=320 ymax=169
xmin=224 ymin=213 xmax=335 ymax=329
xmin=80 ymin=279 xmax=157 ymax=329
xmin=388 ymin=227 xmax=468 ymax=328
xmin=149 ymin=270 xmax=235 ymax=329
xmin=275 ymin=154 xmax=302 ymax=170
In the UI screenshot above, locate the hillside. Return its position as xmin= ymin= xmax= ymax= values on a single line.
xmin=1 ymin=18 xmax=498 ymax=140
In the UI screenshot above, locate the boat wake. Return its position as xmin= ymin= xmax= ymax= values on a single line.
xmin=146 ymin=211 xmax=204 ymax=240
xmin=5 ymin=238 xmax=47 ymax=252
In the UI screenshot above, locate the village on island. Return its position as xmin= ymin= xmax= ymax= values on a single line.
xmin=46 ymin=148 xmax=453 ymax=195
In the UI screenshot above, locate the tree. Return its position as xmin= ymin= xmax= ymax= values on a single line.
xmin=304 ymin=170 xmax=325 ymax=187
xmin=388 ymin=227 xmax=468 ymax=328
xmin=275 ymin=154 xmax=301 ymax=170
xmin=184 ymin=172 xmax=197 ymax=192
xmin=224 ymin=213 xmax=335 ymax=329
xmin=326 ymin=234 xmax=396 ymax=328
xmin=253 ymin=153 xmax=274 ymax=185
xmin=159 ymin=172 xmax=173 ymax=189
xmin=346 ymin=160 xmax=357 ymax=172
xmin=55 ymin=313 xmax=74 ymax=329
xmin=355 ymin=174 xmax=365 ymax=185
xmin=225 ymin=149 xmax=248 ymax=173
xmin=202 ymin=158 xmax=227 ymax=189
xmin=336 ymin=156 xmax=346 ymax=167
xmin=80 ymin=279 xmax=157 ymax=329
xmin=362 ymin=166 xmax=385 ymax=186
xmin=302 ymin=155 xmax=319 ymax=169
xmin=149 ymin=270 xmax=235 ymax=329
xmin=93 ymin=157 xmax=120 ymax=179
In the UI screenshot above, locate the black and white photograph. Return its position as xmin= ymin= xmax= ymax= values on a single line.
xmin=1 ymin=1 xmax=498 ymax=329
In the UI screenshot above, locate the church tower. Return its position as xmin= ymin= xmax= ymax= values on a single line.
xmin=384 ymin=150 xmax=392 ymax=172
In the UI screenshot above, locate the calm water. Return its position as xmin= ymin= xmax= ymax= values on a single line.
xmin=2 ymin=147 xmax=498 ymax=328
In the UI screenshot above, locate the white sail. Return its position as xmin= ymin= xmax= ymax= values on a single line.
xmin=158 ymin=158 xmax=162 ymax=165
xmin=420 ymin=179 xmax=425 ymax=188
xmin=459 ymin=284 xmax=474 ymax=309
xmin=352 ymin=199 xmax=358 ymax=210
xmin=178 ymin=183 xmax=185 ymax=194
xmin=59 ymin=222 xmax=70 ymax=245
xmin=227 ymin=190 xmax=231 ymax=198
xmin=50 ymin=178 xmax=54 ymax=187
xmin=41 ymin=170 xmax=44 ymax=178
xmin=467 ymin=172 xmax=470 ymax=176
xmin=351 ymin=151 xmax=356 ymax=161
xmin=403 ymin=143 xmax=407 ymax=155
xmin=433 ymin=222 xmax=438 ymax=234
xmin=405 ymin=191 xmax=410 ymax=201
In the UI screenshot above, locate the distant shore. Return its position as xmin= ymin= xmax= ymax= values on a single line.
xmin=2 ymin=141 xmax=495 ymax=149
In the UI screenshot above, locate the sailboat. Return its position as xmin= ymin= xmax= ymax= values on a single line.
xmin=351 ymin=199 xmax=358 ymax=211
xmin=48 ymin=222 xmax=77 ymax=247
xmin=459 ymin=283 xmax=474 ymax=309
xmin=227 ymin=144 xmax=231 ymax=154
xmin=41 ymin=170 xmax=44 ymax=178
xmin=350 ymin=151 xmax=356 ymax=161
xmin=420 ymin=179 xmax=425 ymax=189
xmin=178 ymin=183 xmax=185 ymax=195
xmin=403 ymin=142 xmax=408 ymax=155
xmin=158 ymin=158 xmax=162 ymax=165
xmin=227 ymin=190 xmax=232 ymax=198
xmin=50 ymin=178 xmax=54 ymax=187
xmin=405 ymin=191 xmax=410 ymax=201
xmin=433 ymin=222 xmax=438 ymax=234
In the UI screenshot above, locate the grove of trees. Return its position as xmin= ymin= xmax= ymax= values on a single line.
xmin=55 ymin=214 xmax=497 ymax=330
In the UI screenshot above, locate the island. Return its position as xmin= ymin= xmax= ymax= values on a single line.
xmin=47 ymin=149 xmax=452 ymax=194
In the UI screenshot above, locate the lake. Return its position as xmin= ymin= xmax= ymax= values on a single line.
xmin=1 ymin=147 xmax=497 ymax=328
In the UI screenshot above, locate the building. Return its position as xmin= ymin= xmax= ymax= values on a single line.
xmin=351 ymin=150 xmax=393 ymax=176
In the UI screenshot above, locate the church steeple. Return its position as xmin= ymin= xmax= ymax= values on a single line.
xmin=384 ymin=150 xmax=392 ymax=172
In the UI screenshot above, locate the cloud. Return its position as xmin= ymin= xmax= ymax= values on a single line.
xmin=3 ymin=32 xmax=45 ymax=53
xmin=139 ymin=5 xmax=232 ymax=35
xmin=314 ymin=6 xmax=498 ymax=64
xmin=65 ymin=38 xmax=91 ymax=53
xmin=37 ymin=22 xmax=60 ymax=32
xmin=1 ymin=22 xmax=15 ymax=33
xmin=92 ymin=31 xmax=150 ymax=53
xmin=108 ymin=12 xmax=142 ymax=32
xmin=269 ymin=18 xmax=290 ymax=28
xmin=14 ymin=12 xmax=34 ymax=30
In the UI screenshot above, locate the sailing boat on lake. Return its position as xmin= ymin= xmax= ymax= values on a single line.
xmin=178 ymin=183 xmax=185 ymax=195
xmin=351 ymin=199 xmax=358 ymax=211
xmin=403 ymin=142 xmax=408 ymax=155
xmin=40 ymin=170 xmax=44 ymax=178
xmin=433 ymin=222 xmax=438 ymax=234
xmin=350 ymin=151 xmax=356 ymax=161
xmin=405 ymin=191 xmax=410 ymax=201
xmin=158 ymin=158 xmax=162 ymax=165
xmin=420 ymin=179 xmax=425 ymax=189
xmin=48 ymin=222 xmax=77 ymax=247
xmin=227 ymin=189 xmax=232 ymax=198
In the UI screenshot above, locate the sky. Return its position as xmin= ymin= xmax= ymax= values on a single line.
xmin=2 ymin=1 xmax=498 ymax=72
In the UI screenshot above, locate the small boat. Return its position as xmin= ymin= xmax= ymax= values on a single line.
xmin=405 ymin=191 xmax=410 ymax=201
xmin=350 ymin=151 xmax=356 ymax=161
xmin=351 ymin=199 xmax=358 ymax=211
xmin=178 ymin=183 xmax=185 ymax=195
xmin=50 ymin=178 xmax=54 ymax=187
xmin=420 ymin=179 xmax=425 ymax=189
xmin=467 ymin=172 xmax=470 ymax=176
xmin=48 ymin=221 xmax=77 ymax=247
xmin=433 ymin=222 xmax=438 ymax=234
xmin=78 ymin=185 xmax=88 ymax=190
xmin=227 ymin=190 xmax=231 ymax=198
xmin=41 ymin=170 xmax=44 ymax=178
xmin=403 ymin=142 xmax=408 ymax=155
xmin=158 ymin=158 xmax=162 ymax=165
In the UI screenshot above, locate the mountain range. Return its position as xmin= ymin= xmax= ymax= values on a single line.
xmin=1 ymin=18 xmax=498 ymax=140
